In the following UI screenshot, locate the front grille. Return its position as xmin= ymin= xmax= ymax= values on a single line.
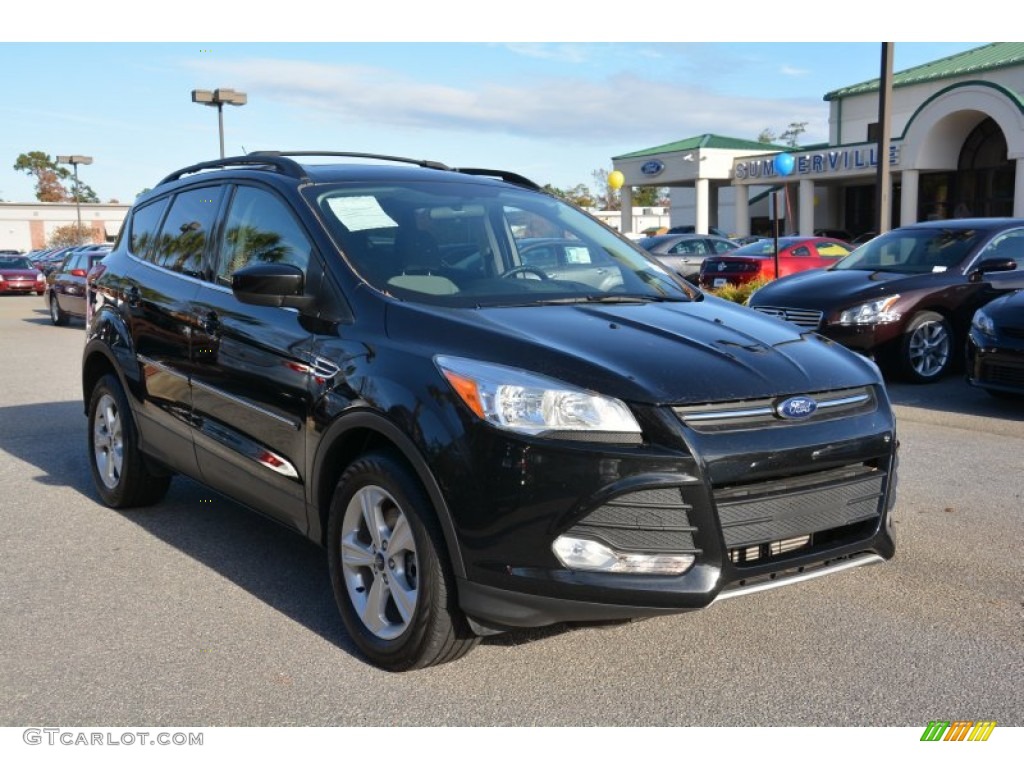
xmin=714 ymin=464 xmax=886 ymax=551
xmin=753 ymin=306 xmax=824 ymax=330
xmin=674 ymin=386 xmax=875 ymax=432
xmin=982 ymin=360 xmax=1024 ymax=387
xmin=566 ymin=487 xmax=699 ymax=554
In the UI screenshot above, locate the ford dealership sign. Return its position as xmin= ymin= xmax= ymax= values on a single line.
xmin=641 ymin=160 xmax=665 ymax=177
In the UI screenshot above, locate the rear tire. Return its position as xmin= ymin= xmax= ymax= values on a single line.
xmin=327 ymin=451 xmax=479 ymax=671
xmin=87 ymin=373 xmax=171 ymax=507
xmin=49 ymin=293 xmax=68 ymax=326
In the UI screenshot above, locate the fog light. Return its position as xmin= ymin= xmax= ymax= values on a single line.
xmin=552 ymin=536 xmax=695 ymax=575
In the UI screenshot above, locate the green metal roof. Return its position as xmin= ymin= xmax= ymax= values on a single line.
xmin=825 ymin=42 xmax=1024 ymax=101
xmin=613 ymin=133 xmax=789 ymax=159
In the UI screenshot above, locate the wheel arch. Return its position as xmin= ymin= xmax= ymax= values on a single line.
xmin=310 ymin=409 xmax=466 ymax=579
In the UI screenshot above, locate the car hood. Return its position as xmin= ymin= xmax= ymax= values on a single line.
xmin=981 ymin=289 xmax=1024 ymax=322
xmin=0 ymin=269 xmax=41 ymax=278
xmin=386 ymin=297 xmax=880 ymax=405
xmin=750 ymin=267 xmax=940 ymax=311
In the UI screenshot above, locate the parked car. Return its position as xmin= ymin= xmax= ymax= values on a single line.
xmin=748 ymin=218 xmax=1024 ymax=383
xmin=46 ymin=245 xmax=110 ymax=325
xmin=814 ymin=228 xmax=854 ymax=241
xmin=966 ymin=290 xmax=1024 ymax=399
xmin=851 ymin=231 xmax=878 ymax=245
xmin=516 ymin=237 xmax=625 ymax=291
xmin=636 ymin=233 xmax=740 ymax=281
xmin=34 ymin=246 xmax=78 ymax=276
xmin=83 ymin=151 xmax=897 ymax=670
xmin=666 ymin=224 xmax=732 ymax=238
xmin=699 ymin=236 xmax=853 ymax=288
xmin=0 ymin=255 xmax=46 ymax=295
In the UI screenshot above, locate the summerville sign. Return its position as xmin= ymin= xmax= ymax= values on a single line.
xmin=734 ymin=145 xmax=901 ymax=181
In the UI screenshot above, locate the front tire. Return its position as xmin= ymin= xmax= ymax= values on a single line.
xmin=898 ymin=311 xmax=952 ymax=383
xmin=87 ymin=373 xmax=171 ymax=507
xmin=327 ymin=452 xmax=478 ymax=671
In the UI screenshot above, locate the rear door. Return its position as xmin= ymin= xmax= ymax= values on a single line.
xmin=123 ymin=187 xmax=224 ymax=476
xmin=189 ymin=183 xmax=315 ymax=532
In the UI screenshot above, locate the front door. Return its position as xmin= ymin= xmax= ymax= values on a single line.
xmin=189 ymin=184 xmax=315 ymax=532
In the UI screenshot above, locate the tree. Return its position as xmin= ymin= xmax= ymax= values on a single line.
xmin=756 ymin=122 xmax=808 ymax=147
xmin=13 ymin=151 xmax=99 ymax=203
xmin=780 ymin=121 xmax=808 ymax=147
xmin=48 ymin=223 xmax=94 ymax=247
xmin=543 ymin=183 xmax=597 ymax=209
xmin=632 ymin=186 xmax=670 ymax=207
xmin=14 ymin=152 xmax=70 ymax=202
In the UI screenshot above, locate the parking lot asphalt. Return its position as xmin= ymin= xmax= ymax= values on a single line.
xmin=0 ymin=294 xmax=1021 ymax=727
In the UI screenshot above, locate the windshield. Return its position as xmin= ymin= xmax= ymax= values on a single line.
xmin=309 ymin=180 xmax=698 ymax=307
xmin=833 ymin=228 xmax=982 ymax=274
xmin=0 ymin=257 xmax=33 ymax=270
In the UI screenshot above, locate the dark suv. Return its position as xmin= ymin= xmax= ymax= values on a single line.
xmin=83 ymin=151 xmax=897 ymax=670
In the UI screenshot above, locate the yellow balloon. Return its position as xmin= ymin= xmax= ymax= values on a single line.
xmin=607 ymin=170 xmax=625 ymax=191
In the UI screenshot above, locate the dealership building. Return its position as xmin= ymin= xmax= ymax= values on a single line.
xmin=612 ymin=42 xmax=1024 ymax=239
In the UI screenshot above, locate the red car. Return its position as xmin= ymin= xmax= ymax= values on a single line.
xmin=0 ymin=255 xmax=47 ymax=295
xmin=699 ymin=236 xmax=852 ymax=288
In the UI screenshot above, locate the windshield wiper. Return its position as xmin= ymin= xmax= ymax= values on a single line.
xmin=531 ymin=294 xmax=687 ymax=305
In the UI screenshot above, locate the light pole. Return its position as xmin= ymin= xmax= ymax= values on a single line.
xmin=191 ymin=88 xmax=247 ymax=158
xmin=56 ymin=155 xmax=93 ymax=244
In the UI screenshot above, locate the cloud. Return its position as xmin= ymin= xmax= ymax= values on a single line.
xmin=186 ymin=57 xmax=829 ymax=147
xmin=502 ymin=43 xmax=592 ymax=63
xmin=780 ymin=65 xmax=810 ymax=77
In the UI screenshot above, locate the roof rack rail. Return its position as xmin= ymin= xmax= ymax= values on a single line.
xmin=453 ymin=167 xmax=541 ymax=191
xmin=157 ymin=154 xmax=308 ymax=187
xmin=248 ymin=150 xmax=451 ymax=172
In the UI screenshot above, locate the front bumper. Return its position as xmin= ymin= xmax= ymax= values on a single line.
xmin=447 ymin=386 xmax=898 ymax=630
xmin=966 ymin=329 xmax=1024 ymax=394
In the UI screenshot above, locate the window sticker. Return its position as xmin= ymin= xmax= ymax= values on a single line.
xmin=932 ymin=265 xmax=947 ymax=273
xmin=326 ymin=196 xmax=397 ymax=232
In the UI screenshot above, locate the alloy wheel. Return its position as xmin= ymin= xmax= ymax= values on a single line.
xmin=908 ymin=319 xmax=950 ymax=379
xmin=340 ymin=485 xmax=419 ymax=641
xmin=92 ymin=393 xmax=124 ymax=489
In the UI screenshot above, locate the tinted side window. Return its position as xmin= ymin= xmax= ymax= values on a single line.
xmin=712 ymin=239 xmax=735 ymax=254
xmin=977 ymin=228 xmax=1024 ymax=264
xmin=153 ymin=187 xmax=224 ymax=276
xmin=790 ymin=246 xmax=811 ymax=257
xmin=129 ymin=198 xmax=170 ymax=261
xmin=216 ymin=186 xmax=311 ymax=286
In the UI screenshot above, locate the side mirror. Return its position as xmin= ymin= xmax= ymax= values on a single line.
xmin=969 ymin=257 xmax=1017 ymax=282
xmin=232 ymin=262 xmax=314 ymax=310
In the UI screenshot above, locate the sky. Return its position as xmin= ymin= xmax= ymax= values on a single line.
xmin=0 ymin=6 xmax=991 ymax=206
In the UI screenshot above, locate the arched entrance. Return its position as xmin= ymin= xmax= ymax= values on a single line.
xmin=955 ymin=117 xmax=1015 ymax=217
xmin=917 ymin=116 xmax=1015 ymax=220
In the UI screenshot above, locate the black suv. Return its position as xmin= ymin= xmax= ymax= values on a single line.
xmin=83 ymin=151 xmax=897 ymax=670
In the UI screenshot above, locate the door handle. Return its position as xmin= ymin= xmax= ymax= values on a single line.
xmin=199 ymin=311 xmax=220 ymax=335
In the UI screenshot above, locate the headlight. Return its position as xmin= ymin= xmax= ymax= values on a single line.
xmin=836 ymin=295 xmax=901 ymax=326
xmin=972 ymin=308 xmax=996 ymax=336
xmin=435 ymin=355 xmax=641 ymax=440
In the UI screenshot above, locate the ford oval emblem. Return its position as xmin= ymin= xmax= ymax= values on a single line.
xmin=641 ymin=160 xmax=665 ymax=176
xmin=777 ymin=396 xmax=818 ymax=420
